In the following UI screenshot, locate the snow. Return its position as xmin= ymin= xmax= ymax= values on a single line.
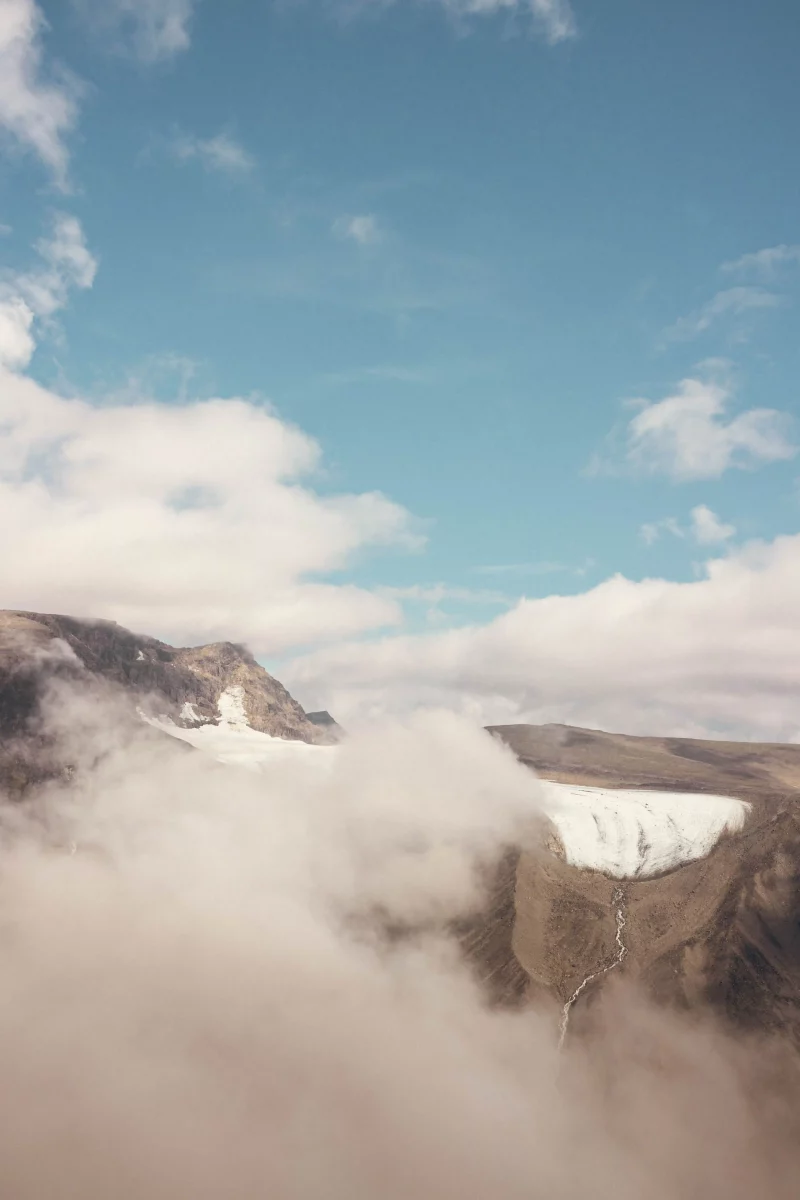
xmin=140 ymin=695 xmax=750 ymax=876
xmin=539 ymin=781 xmax=750 ymax=878
xmin=179 ymin=702 xmax=202 ymax=724
xmin=136 ymin=650 xmax=145 ymax=661
xmin=142 ymin=686 xmax=332 ymax=774
xmin=216 ymin=685 xmax=249 ymax=729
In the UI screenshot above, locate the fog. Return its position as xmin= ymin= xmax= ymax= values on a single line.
xmin=0 ymin=680 xmax=798 ymax=1199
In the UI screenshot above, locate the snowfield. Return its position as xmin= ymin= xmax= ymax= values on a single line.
xmin=141 ymin=687 xmax=333 ymax=773
xmin=539 ymin=782 xmax=750 ymax=878
xmin=144 ymin=695 xmax=750 ymax=878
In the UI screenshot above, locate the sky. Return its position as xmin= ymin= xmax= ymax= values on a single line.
xmin=1 ymin=0 xmax=799 ymax=738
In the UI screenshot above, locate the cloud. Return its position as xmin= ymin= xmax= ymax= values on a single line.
xmin=170 ymin=131 xmax=255 ymax=175
xmin=333 ymin=214 xmax=383 ymax=246
xmin=70 ymin=0 xmax=194 ymax=62
xmin=284 ymin=531 xmax=800 ymax=741
xmin=0 ymin=0 xmax=81 ymax=186
xmin=663 ymin=287 xmax=780 ymax=342
xmin=623 ymin=377 xmax=795 ymax=481
xmin=721 ymin=244 xmax=800 ymax=277
xmin=3 ymin=684 xmax=798 ymax=1198
xmin=0 ymin=369 xmax=421 ymax=652
xmin=436 ymin=0 xmax=576 ymax=41
xmin=640 ymin=508 xmax=736 ymax=547
xmin=475 ymin=559 xmax=595 ymax=578
xmin=690 ymin=504 xmax=736 ymax=545
xmin=0 ymin=211 xmax=97 ymax=369
xmin=639 ymin=517 xmax=683 ymax=546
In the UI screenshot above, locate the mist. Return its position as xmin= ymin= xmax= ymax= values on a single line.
xmin=0 ymin=679 xmax=798 ymax=1199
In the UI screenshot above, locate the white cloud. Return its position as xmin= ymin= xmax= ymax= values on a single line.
xmin=0 ymin=296 xmax=34 ymax=371
xmin=640 ymin=507 xmax=736 ymax=547
xmin=721 ymin=244 xmax=800 ymax=276
xmin=284 ymin=533 xmax=800 ymax=741
xmin=663 ymin=287 xmax=780 ymax=342
xmin=623 ymin=377 xmax=795 ymax=481
xmin=70 ymin=0 xmax=194 ymax=62
xmin=333 ymin=214 xmax=382 ymax=246
xmin=437 ymin=0 xmax=576 ymax=41
xmin=639 ymin=517 xmax=683 ymax=546
xmin=0 ymin=369 xmax=420 ymax=652
xmin=689 ymin=505 xmax=735 ymax=545
xmin=170 ymin=131 xmax=255 ymax=175
xmin=0 ymin=0 xmax=81 ymax=186
xmin=475 ymin=560 xmax=593 ymax=578
xmin=0 ymin=212 xmax=97 ymax=369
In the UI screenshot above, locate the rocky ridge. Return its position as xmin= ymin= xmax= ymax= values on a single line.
xmin=0 ymin=609 xmax=327 ymax=794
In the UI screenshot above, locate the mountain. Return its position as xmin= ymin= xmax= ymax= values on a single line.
xmin=484 ymin=723 xmax=800 ymax=1043
xmin=0 ymin=609 xmax=327 ymax=796
xmin=2 ymin=609 xmax=800 ymax=1044
xmin=305 ymin=710 xmax=345 ymax=743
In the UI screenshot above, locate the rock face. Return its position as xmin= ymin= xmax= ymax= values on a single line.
xmin=305 ymin=710 xmax=345 ymax=744
xmin=0 ymin=609 xmax=327 ymax=794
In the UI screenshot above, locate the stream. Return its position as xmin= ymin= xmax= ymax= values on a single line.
xmin=558 ymin=886 xmax=628 ymax=1050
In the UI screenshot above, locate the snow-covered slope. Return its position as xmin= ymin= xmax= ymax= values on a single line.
xmin=539 ymin=782 xmax=750 ymax=878
xmin=147 ymin=696 xmax=750 ymax=878
xmin=143 ymin=687 xmax=333 ymax=773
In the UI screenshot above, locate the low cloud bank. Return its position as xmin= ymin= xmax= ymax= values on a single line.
xmin=286 ymin=532 xmax=800 ymax=741
xmin=0 ymin=676 xmax=798 ymax=1197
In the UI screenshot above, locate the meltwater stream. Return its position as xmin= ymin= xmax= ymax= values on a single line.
xmin=558 ymin=887 xmax=628 ymax=1050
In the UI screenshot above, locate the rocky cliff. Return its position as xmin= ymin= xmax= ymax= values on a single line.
xmin=0 ymin=609 xmax=326 ymax=794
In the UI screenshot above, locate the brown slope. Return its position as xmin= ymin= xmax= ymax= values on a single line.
xmin=482 ymin=722 xmax=800 ymax=1042
xmin=488 ymin=721 xmax=800 ymax=800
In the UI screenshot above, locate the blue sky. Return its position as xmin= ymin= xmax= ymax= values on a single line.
xmin=1 ymin=0 xmax=799 ymax=735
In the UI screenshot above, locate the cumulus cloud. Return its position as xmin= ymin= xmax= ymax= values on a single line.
xmin=663 ymin=286 xmax=780 ymax=342
xmin=623 ymin=377 xmax=795 ymax=481
xmin=285 ymin=531 xmax=800 ymax=741
xmin=722 ymin=244 xmax=800 ymax=277
xmin=0 ymin=368 xmax=421 ymax=651
xmin=0 ymin=0 xmax=81 ymax=186
xmin=690 ymin=504 xmax=736 ymax=545
xmin=0 ymin=211 xmax=97 ymax=369
xmin=70 ymin=0 xmax=194 ymax=62
xmin=170 ymin=131 xmax=255 ymax=175
xmin=333 ymin=213 xmax=383 ymax=246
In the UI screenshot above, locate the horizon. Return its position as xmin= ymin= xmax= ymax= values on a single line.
xmin=1 ymin=0 xmax=799 ymax=740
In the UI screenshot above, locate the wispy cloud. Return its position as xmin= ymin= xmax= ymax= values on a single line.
xmin=640 ymin=507 xmax=735 ymax=547
xmin=0 ymin=0 xmax=81 ymax=188
xmin=333 ymin=214 xmax=383 ymax=246
xmin=622 ymin=377 xmax=795 ymax=481
xmin=475 ymin=559 xmax=595 ymax=578
xmin=70 ymin=0 xmax=194 ymax=62
xmin=721 ymin=244 xmax=800 ymax=277
xmin=436 ymin=0 xmax=576 ymax=42
xmin=640 ymin=517 xmax=683 ymax=546
xmin=0 ymin=211 xmax=97 ymax=370
xmin=319 ymin=364 xmax=432 ymax=387
xmin=170 ymin=131 xmax=255 ymax=175
xmin=662 ymin=287 xmax=780 ymax=343
xmin=383 ymin=583 xmax=510 ymax=605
